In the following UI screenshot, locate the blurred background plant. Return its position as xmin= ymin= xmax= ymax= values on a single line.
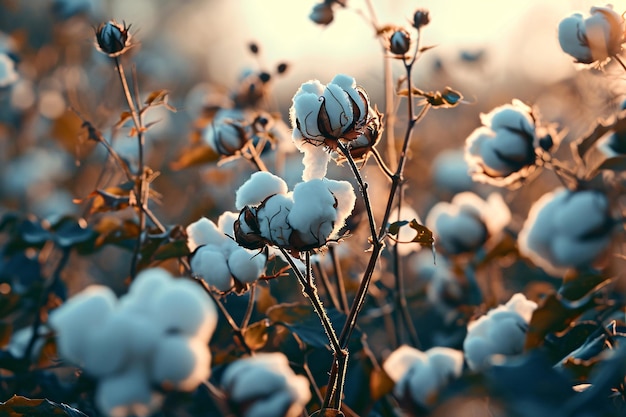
xmin=0 ymin=1 xmax=624 ymax=417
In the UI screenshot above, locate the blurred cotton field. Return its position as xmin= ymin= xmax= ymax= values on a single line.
xmin=0 ymin=1 xmax=625 ymax=417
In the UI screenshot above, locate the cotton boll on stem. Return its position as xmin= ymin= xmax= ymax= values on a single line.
xmin=235 ymin=171 xmax=288 ymax=210
xmin=288 ymin=179 xmax=337 ymax=246
xmin=257 ymin=194 xmax=294 ymax=247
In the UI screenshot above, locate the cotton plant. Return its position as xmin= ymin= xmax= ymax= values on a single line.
xmin=187 ymin=212 xmax=267 ymax=293
xmin=383 ymin=345 xmax=463 ymax=408
xmin=463 ymin=293 xmax=538 ymax=370
xmin=49 ymin=268 xmax=218 ymax=417
xmin=233 ymin=171 xmax=356 ymax=254
xmin=464 ymin=100 xmax=555 ymax=188
xmin=558 ymin=5 xmax=625 ymax=65
xmin=425 ymin=192 xmax=511 ymax=256
xmin=517 ymin=188 xmax=615 ymax=276
xmin=220 ymin=352 xmax=311 ymax=417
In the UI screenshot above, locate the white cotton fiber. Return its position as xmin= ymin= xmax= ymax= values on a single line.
xmin=95 ymin=365 xmax=157 ymax=417
xmin=49 ymin=285 xmax=117 ymax=365
xmin=235 ymin=171 xmax=288 ymax=210
xmin=191 ymin=246 xmax=233 ymax=292
xmin=186 ymin=217 xmax=227 ymax=252
xmin=228 ymin=248 xmax=266 ymax=284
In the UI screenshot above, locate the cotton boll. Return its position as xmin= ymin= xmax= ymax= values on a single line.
xmin=221 ymin=353 xmax=311 ymax=417
xmin=257 ymin=194 xmax=293 ymax=247
xmin=151 ymin=336 xmax=210 ymax=391
xmin=186 ymin=217 xmax=227 ymax=252
xmin=463 ymin=335 xmax=494 ymax=370
xmin=191 ymin=246 xmax=233 ymax=292
xmin=405 ymin=363 xmax=440 ymax=404
xmin=383 ymin=345 xmax=428 ymax=383
xmin=151 ymin=278 xmax=218 ymax=339
xmin=49 ymin=285 xmax=117 ymax=365
xmin=228 ymin=248 xmax=265 ymax=284
xmin=235 ymin=171 xmax=288 ymax=210
xmin=125 ymin=313 xmax=162 ymax=358
xmin=558 ymin=14 xmax=591 ymax=62
xmin=486 ymin=104 xmax=533 ymax=133
xmin=96 ymin=365 xmax=159 ymax=417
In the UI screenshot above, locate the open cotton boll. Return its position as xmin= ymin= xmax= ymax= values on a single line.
xmin=96 ymin=364 xmax=159 ymax=417
xmin=221 ymin=353 xmax=311 ymax=417
xmin=151 ymin=336 xmax=211 ymax=391
xmin=235 ymin=171 xmax=288 ymax=210
xmin=124 ymin=313 xmax=162 ymax=358
xmin=228 ymin=247 xmax=265 ymax=284
xmin=383 ymin=345 xmax=428 ymax=382
xmin=186 ymin=217 xmax=227 ymax=252
xmin=191 ymin=246 xmax=233 ymax=292
xmin=49 ymin=285 xmax=117 ymax=365
xmin=257 ymin=194 xmax=294 ymax=247
xmin=288 ymin=179 xmax=337 ymax=245
xmin=485 ymin=104 xmax=534 ymax=133
xmin=151 ymin=278 xmax=218 ymax=339
xmin=463 ymin=293 xmax=536 ymax=370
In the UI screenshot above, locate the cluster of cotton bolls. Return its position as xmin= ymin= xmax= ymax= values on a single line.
xmin=518 ymin=188 xmax=614 ymax=276
xmin=49 ymin=268 xmax=217 ymax=417
xmin=383 ymin=345 xmax=464 ymax=407
xmin=187 ymin=212 xmax=267 ymax=292
xmin=463 ymin=293 xmax=537 ymax=370
xmin=221 ymin=352 xmax=311 ymax=417
xmin=234 ymin=171 xmax=356 ymax=253
xmin=425 ymin=192 xmax=510 ymax=256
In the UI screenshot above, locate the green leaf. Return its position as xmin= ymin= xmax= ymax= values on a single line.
xmin=0 ymin=395 xmax=89 ymax=416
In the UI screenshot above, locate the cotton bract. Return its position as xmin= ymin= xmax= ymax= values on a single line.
xmin=518 ymin=188 xmax=613 ymax=276
xmin=221 ymin=353 xmax=311 ymax=417
xmin=383 ymin=345 xmax=463 ymax=407
xmin=425 ymin=192 xmax=510 ymax=255
xmin=465 ymin=100 xmax=538 ymax=186
xmin=49 ymin=268 xmax=218 ymax=417
xmin=463 ymin=293 xmax=537 ymax=370
xmin=558 ymin=5 xmax=624 ymax=64
xmin=187 ymin=211 xmax=267 ymax=292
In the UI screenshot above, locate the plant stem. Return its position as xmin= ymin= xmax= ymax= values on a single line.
xmin=240 ymin=283 xmax=256 ymax=330
xmin=114 ymin=57 xmax=147 ymax=279
xmin=193 ymin=276 xmax=253 ymax=355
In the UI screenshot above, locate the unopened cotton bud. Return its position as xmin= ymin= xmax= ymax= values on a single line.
xmin=389 ymin=30 xmax=411 ymax=55
xmin=310 ymin=3 xmax=334 ymax=25
xmin=95 ymin=20 xmax=132 ymax=57
xmin=413 ymin=9 xmax=431 ymax=29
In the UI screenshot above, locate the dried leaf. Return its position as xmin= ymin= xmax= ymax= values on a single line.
xmin=243 ymin=319 xmax=270 ymax=351
xmin=0 ymin=395 xmax=89 ymax=416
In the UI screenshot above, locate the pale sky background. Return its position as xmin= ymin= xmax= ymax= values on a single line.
xmin=101 ymin=0 xmax=626 ymax=106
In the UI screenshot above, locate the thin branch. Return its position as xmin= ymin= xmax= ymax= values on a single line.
xmin=240 ymin=283 xmax=256 ymax=330
xmin=329 ymin=245 xmax=349 ymax=314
